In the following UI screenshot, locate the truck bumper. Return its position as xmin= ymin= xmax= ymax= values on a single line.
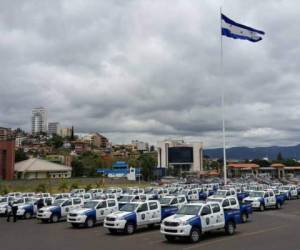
xmin=37 ymin=212 xmax=51 ymax=219
xmin=104 ymin=219 xmax=127 ymax=230
xmin=67 ymin=215 xmax=87 ymax=224
xmin=160 ymin=224 xmax=192 ymax=236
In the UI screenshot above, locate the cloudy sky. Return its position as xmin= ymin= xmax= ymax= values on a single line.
xmin=1 ymin=0 xmax=300 ymax=148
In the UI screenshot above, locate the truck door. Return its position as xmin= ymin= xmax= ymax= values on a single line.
xmin=200 ymin=205 xmax=213 ymax=232
xmin=211 ymin=203 xmax=224 ymax=229
xmin=96 ymin=201 xmax=107 ymax=221
xmin=136 ymin=203 xmax=149 ymax=226
xmin=107 ymin=200 xmax=117 ymax=214
xmin=269 ymin=192 xmax=276 ymax=205
xmin=229 ymin=198 xmax=239 ymax=209
xmin=264 ymin=192 xmax=269 ymax=207
xmin=149 ymin=201 xmax=161 ymax=223
xmin=61 ymin=200 xmax=72 ymax=216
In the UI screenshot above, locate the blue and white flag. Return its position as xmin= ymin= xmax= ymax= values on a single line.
xmin=221 ymin=13 xmax=265 ymax=42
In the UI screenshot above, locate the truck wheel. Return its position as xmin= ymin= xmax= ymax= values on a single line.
xmin=124 ymin=222 xmax=135 ymax=235
xmin=259 ymin=204 xmax=265 ymax=212
xmin=165 ymin=235 xmax=176 ymax=242
xmin=50 ymin=214 xmax=59 ymax=223
xmin=85 ymin=218 xmax=95 ymax=228
xmin=24 ymin=212 xmax=32 ymax=220
xmin=189 ymin=227 xmax=201 ymax=243
xmin=241 ymin=213 xmax=248 ymax=223
xmin=225 ymin=221 xmax=235 ymax=235
xmin=276 ymin=202 xmax=281 ymax=209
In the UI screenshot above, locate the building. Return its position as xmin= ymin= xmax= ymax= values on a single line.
xmin=58 ymin=127 xmax=72 ymax=138
xmin=132 ymin=140 xmax=149 ymax=152
xmin=15 ymin=136 xmax=26 ymax=148
xmin=48 ymin=122 xmax=60 ymax=136
xmin=157 ymin=139 xmax=203 ymax=174
xmin=90 ymin=133 xmax=109 ymax=149
xmin=0 ymin=127 xmax=15 ymax=180
xmin=14 ymin=158 xmax=72 ymax=179
xmin=32 ymin=107 xmax=48 ymax=134
xmin=227 ymin=163 xmax=260 ymax=177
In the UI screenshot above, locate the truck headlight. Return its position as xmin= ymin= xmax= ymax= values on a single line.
xmin=180 ymin=221 xmax=188 ymax=226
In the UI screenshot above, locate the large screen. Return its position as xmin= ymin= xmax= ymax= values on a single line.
xmin=168 ymin=147 xmax=193 ymax=163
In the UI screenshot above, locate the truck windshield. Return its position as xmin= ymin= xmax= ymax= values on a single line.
xmin=177 ymin=205 xmax=202 ymax=215
xmin=207 ymin=198 xmax=223 ymax=203
xmin=249 ymin=192 xmax=264 ymax=198
xmin=14 ymin=199 xmax=24 ymax=204
xmin=83 ymin=201 xmax=98 ymax=208
xmin=215 ymin=191 xmax=227 ymax=197
xmin=0 ymin=197 xmax=7 ymax=203
xmin=53 ymin=199 xmax=65 ymax=206
xmin=159 ymin=197 xmax=172 ymax=206
xmin=119 ymin=196 xmax=134 ymax=202
xmin=281 ymin=187 xmax=290 ymax=191
xmin=120 ymin=203 xmax=139 ymax=212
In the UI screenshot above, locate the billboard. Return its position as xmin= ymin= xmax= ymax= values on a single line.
xmin=168 ymin=147 xmax=193 ymax=163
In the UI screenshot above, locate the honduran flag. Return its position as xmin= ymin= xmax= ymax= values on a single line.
xmin=221 ymin=13 xmax=265 ymax=42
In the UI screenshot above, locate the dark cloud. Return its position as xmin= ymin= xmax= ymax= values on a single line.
xmin=1 ymin=0 xmax=300 ymax=148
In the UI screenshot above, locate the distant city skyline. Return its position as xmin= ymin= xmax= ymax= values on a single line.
xmin=1 ymin=1 xmax=300 ymax=148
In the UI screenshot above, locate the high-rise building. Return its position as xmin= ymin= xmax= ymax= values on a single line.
xmin=48 ymin=122 xmax=60 ymax=136
xmin=58 ymin=127 xmax=72 ymax=138
xmin=31 ymin=107 xmax=47 ymax=135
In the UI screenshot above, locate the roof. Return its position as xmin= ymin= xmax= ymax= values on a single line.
xmin=14 ymin=158 xmax=72 ymax=173
xmin=227 ymin=163 xmax=259 ymax=169
xmin=271 ymin=163 xmax=286 ymax=168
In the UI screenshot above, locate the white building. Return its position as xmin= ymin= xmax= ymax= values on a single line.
xmin=32 ymin=107 xmax=48 ymax=135
xmin=14 ymin=158 xmax=72 ymax=179
xmin=48 ymin=122 xmax=60 ymax=136
xmin=132 ymin=140 xmax=149 ymax=151
xmin=157 ymin=139 xmax=203 ymax=173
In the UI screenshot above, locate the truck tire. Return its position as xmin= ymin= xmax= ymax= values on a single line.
xmin=124 ymin=222 xmax=135 ymax=235
xmin=85 ymin=217 xmax=95 ymax=228
xmin=50 ymin=214 xmax=59 ymax=223
xmin=259 ymin=204 xmax=265 ymax=212
xmin=241 ymin=213 xmax=248 ymax=223
xmin=189 ymin=227 xmax=201 ymax=243
xmin=165 ymin=235 xmax=176 ymax=242
xmin=276 ymin=202 xmax=281 ymax=209
xmin=24 ymin=212 xmax=32 ymax=219
xmin=225 ymin=221 xmax=235 ymax=235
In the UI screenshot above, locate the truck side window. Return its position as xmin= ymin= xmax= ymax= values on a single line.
xmin=107 ymin=200 xmax=116 ymax=207
xmin=137 ymin=203 xmax=148 ymax=212
xmin=74 ymin=199 xmax=81 ymax=205
xmin=178 ymin=197 xmax=185 ymax=203
xmin=222 ymin=199 xmax=230 ymax=207
xmin=96 ymin=202 xmax=106 ymax=209
xmin=269 ymin=192 xmax=274 ymax=197
xmin=211 ymin=204 xmax=221 ymax=213
xmin=264 ymin=193 xmax=269 ymax=198
xmin=149 ymin=202 xmax=158 ymax=210
xmin=230 ymin=198 xmax=237 ymax=205
xmin=63 ymin=200 xmax=72 ymax=207
xmin=171 ymin=198 xmax=178 ymax=205
xmin=201 ymin=206 xmax=212 ymax=216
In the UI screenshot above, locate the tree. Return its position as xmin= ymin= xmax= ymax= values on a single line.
xmin=15 ymin=148 xmax=29 ymax=162
xmin=277 ymin=152 xmax=283 ymax=162
xmin=47 ymin=135 xmax=64 ymax=149
xmin=138 ymin=153 xmax=157 ymax=181
xmin=71 ymin=159 xmax=84 ymax=177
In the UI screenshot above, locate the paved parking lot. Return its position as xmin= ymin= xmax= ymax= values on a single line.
xmin=1 ymin=200 xmax=300 ymax=250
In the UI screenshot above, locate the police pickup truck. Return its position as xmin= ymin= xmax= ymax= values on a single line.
xmin=104 ymin=200 xmax=178 ymax=234
xmin=67 ymin=199 xmax=118 ymax=228
xmin=207 ymin=196 xmax=252 ymax=223
xmin=160 ymin=202 xmax=241 ymax=243
xmin=243 ymin=190 xmax=284 ymax=211
xmin=279 ymin=185 xmax=300 ymax=200
xmin=0 ymin=196 xmax=15 ymax=216
xmin=159 ymin=195 xmax=187 ymax=209
xmin=37 ymin=198 xmax=83 ymax=223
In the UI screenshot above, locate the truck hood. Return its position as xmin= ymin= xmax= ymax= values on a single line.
xmin=39 ymin=206 xmax=59 ymax=212
xmin=243 ymin=197 xmax=262 ymax=202
xmin=164 ymin=214 xmax=197 ymax=223
xmin=107 ymin=211 xmax=134 ymax=219
xmin=71 ymin=208 xmax=93 ymax=215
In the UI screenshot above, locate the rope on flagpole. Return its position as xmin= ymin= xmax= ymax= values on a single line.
xmin=220 ymin=7 xmax=227 ymax=185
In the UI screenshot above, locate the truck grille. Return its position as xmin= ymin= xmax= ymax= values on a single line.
xmin=164 ymin=221 xmax=179 ymax=227
xmin=69 ymin=213 xmax=77 ymax=217
xmin=165 ymin=229 xmax=177 ymax=233
xmin=106 ymin=217 xmax=116 ymax=222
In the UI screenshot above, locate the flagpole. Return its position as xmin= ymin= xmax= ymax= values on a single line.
xmin=220 ymin=7 xmax=227 ymax=185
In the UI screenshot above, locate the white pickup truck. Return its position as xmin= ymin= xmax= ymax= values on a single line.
xmin=37 ymin=198 xmax=83 ymax=223
xmin=243 ymin=190 xmax=284 ymax=211
xmin=67 ymin=199 xmax=118 ymax=228
xmin=159 ymin=195 xmax=187 ymax=209
xmin=161 ymin=202 xmax=241 ymax=243
xmin=104 ymin=200 xmax=178 ymax=235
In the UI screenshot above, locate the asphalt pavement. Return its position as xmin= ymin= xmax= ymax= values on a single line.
xmin=1 ymin=200 xmax=300 ymax=250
